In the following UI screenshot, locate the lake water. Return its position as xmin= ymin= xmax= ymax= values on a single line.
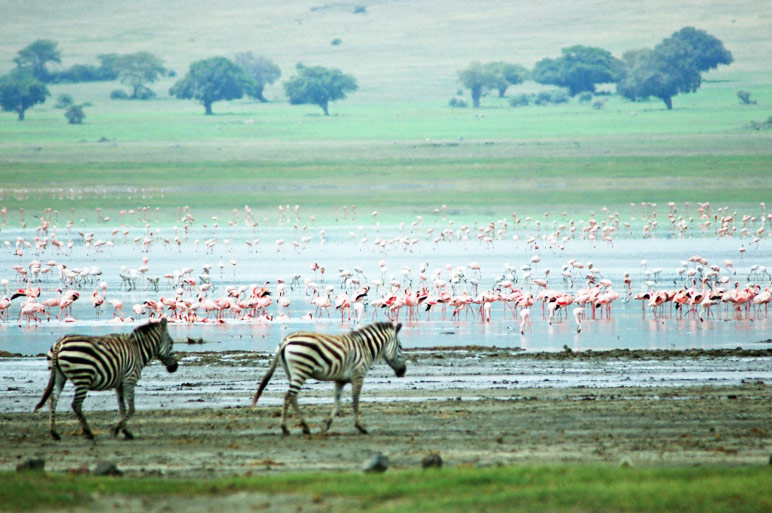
xmin=1 ymin=211 xmax=770 ymax=356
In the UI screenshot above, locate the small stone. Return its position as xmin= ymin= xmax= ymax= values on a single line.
xmin=421 ymin=453 xmax=443 ymax=469
xmin=93 ymin=462 xmax=123 ymax=477
xmin=362 ymin=453 xmax=389 ymax=473
xmin=16 ymin=458 xmax=45 ymax=472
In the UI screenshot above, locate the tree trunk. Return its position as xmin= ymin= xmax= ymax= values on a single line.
xmin=321 ymin=100 xmax=329 ymax=116
xmin=204 ymin=102 xmax=213 ymax=115
xmin=255 ymin=87 xmax=268 ymax=103
xmin=17 ymin=109 xmax=25 ymax=121
xmin=662 ymin=96 xmax=673 ymax=110
xmin=472 ymin=87 xmax=481 ymax=108
xmin=497 ymin=86 xmax=507 ymax=98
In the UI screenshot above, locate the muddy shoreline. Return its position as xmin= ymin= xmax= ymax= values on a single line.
xmin=1 ymin=348 xmax=771 ymax=478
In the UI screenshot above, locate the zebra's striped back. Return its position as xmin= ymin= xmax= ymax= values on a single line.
xmin=279 ymin=321 xmax=405 ymax=385
xmin=47 ymin=319 xmax=177 ymax=391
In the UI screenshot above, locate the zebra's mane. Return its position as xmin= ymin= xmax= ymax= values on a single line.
xmin=132 ymin=319 xmax=166 ymax=338
xmin=350 ymin=322 xmax=394 ymax=338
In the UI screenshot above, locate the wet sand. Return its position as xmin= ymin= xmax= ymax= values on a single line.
xmin=1 ymin=349 xmax=771 ymax=478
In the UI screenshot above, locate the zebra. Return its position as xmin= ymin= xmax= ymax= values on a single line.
xmin=252 ymin=321 xmax=406 ymax=435
xmin=34 ymin=318 xmax=178 ymax=440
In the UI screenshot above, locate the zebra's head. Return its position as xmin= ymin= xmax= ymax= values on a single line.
xmin=383 ymin=322 xmax=406 ymax=377
xmin=135 ymin=318 xmax=178 ymax=373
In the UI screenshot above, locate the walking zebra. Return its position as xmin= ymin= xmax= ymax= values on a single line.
xmin=252 ymin=321 xmax=406 ymax=435
xmin=34 ymin=319 xmax=178 ymax=440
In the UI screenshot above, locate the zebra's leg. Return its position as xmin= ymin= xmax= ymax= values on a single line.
xmin=114 ymin=382 xmax=136 ymax=439
xmin=352 ymin=375 xmax=368 ymax=434
xmin=48 ymin=370 xmax=67 ymax=440
xmin=71 ymin=385 xmax=94 ymax=440
xmin=323 ymin=381 xmax=345 ymax=432
xmin=281 ymin=390 xmax=311 ymax=435
xmin=112 ymin=384 xmax=135 ymax=439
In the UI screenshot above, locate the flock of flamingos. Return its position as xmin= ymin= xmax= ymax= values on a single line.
xmin=1 ymin=201 xmax=771 ymax=336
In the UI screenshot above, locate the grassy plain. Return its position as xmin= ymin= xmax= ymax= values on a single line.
xmin=3 ymin=465 xmax=771 ymax=512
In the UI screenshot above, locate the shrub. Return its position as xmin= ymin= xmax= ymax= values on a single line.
xmin=508 ymin=94 xmax=530 ymax=107
xmin=534 ymin=91 xmax=552 ymax=105
xmin=331 ymin=38 xmax=342 ymax=46
xmin=592 ymin=99 xmax=606 ymax=109
xmin=353 ymin=5 xmax=366 ymax=13
xmin=134 ymin=86 xmax=156 ymax=100
xmin=55 ymin=94 xmax=74 ymax=109
xmin=549 ymin=89 xmax=570 ymax=104
xmin=64 ymin=104 xmax=85 ymax=124
xmin=448 ymin=97 xmax=467 ymax=108
xmin=110 ymin=89 xmax=129 ymax=100
xmin=578 ymin=91 xmax=593 ymax=103
xmin=737 ymin=90 xmax=756 ymax=105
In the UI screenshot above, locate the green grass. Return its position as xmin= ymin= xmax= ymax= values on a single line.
xmin=3 ymin=465 xmax=771 ymax=512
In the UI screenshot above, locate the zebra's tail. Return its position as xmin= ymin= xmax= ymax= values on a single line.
xmin=34 ymin=345 xmax=58 ymax=412
xmin=251 ymin=349 xmax=280 ymax=407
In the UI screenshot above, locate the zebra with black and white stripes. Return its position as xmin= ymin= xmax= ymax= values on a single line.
xmin=252 ymin=321 xmax=406 ymax=435
xmin=34 ymin=318 xmax=178 ymax=440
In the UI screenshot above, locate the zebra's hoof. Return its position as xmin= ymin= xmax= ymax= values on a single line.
xmin=281 ymin=426 xmax=290 ymax=436
xmin=123 ymin=430 xmax=134 ymax=440
xmin=355 ymin=423 xmax=369 ymax=434
xmin=301 ymin=424 xmax=311 ymax=435
xmin=112 ymin=425 xmax=122 ymax=438
xmin=83 ymin=431 xmax=95 ymax=440
xmin=51 ymin=430 xmax=61 ymax=441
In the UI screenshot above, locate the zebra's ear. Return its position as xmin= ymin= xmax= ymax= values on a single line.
xmin=395 ymin=322 xmax=402 ymax=334
xmin=160 ymin=317 xmax=167 ymax=328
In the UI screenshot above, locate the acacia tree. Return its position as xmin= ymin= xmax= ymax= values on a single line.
xmin=617 ymin=27 xmax=732 ymax=110
xmin=234 ymin=52 xmax=281 ymax=102
xmin=169 ymin=57 xmax=255 ymax=114
xmin=483 ymin=62 xmax=529 ymax=97
xmin=0 ymin=70 xmax=50 ymax=120
xmin=14 ymin=39 xmax=61 ymax=81
xmin=458 ymin=62 xmax=487 ymax=107
xmin=532 ymin=45 xmax=625 ymax=95
xmin=113 ymin=52 xmax=166 ymax=99
xmin=283 ymin=64 xmax=357 ymax=115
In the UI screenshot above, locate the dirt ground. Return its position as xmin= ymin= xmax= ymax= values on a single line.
xmin=3 ymin=382 xmax=771 ymax=477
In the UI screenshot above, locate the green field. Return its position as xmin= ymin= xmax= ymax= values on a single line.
xmin=1 ymin=1 xmax=771 ymax=223
xmin=3 ymin=465 xmax=771 ymax=513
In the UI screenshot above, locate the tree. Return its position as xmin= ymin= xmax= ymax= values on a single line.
xmin=169 ymin=57 xmax=255 ymax=114
xmin=532 ymin=45 xmax=625 ymax=95
xmin=0 ymin=71 xmax=50 ymax=120
xmin=667 ymin=26 xmax=733 ymax=72
xmin=283 ymin=64 xmax=357 ymax=115
xmin=113 ymin=52 xmax=165 ymax=99
xmin=14 ymin=39 xmax=61 ymax=81
xmin=483 ymin=62 xmax=528 ymax=97
xmin=234 ymin=52 xmax=281 ymax=102
xmin=458 ymin=62 xmax=487 ymax=107
xmin=64 ymin=104 xmax=86 ymax=124
xmin=617 ymin=28 xmax=732 ymax=110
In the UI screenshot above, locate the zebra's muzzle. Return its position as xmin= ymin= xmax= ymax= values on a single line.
xmin=395 ymin=365 xmax=406 ymax=377
xmin=165 ymin=361 xmax=179 ymax=373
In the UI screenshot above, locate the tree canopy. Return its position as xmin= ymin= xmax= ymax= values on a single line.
xmin=283 ymin=64 xmax=357 ymax=115
xmin=14 ymin=39 xmax=61 ymax=81
xmin=458 ymin=62 xmax=488 ymax=108
xmin=483 ymin=62 xmax=529 ymax=97
xmin=0 ymin=70 xmax=50 ymax=120
xmin=113 ymin=52 xmax=166 ymax=99
xmin=234 ymin=52 xmax=281 ymax=102
xmin=617 ymin=27 xmax=732 ymax=110
xmin=458 ymin=61 xmax=529 ymax=107
xmin=532 ymin=45 xmax=625 ymax=95
xmin=169 ymin=57 xmax=255 ymax=114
